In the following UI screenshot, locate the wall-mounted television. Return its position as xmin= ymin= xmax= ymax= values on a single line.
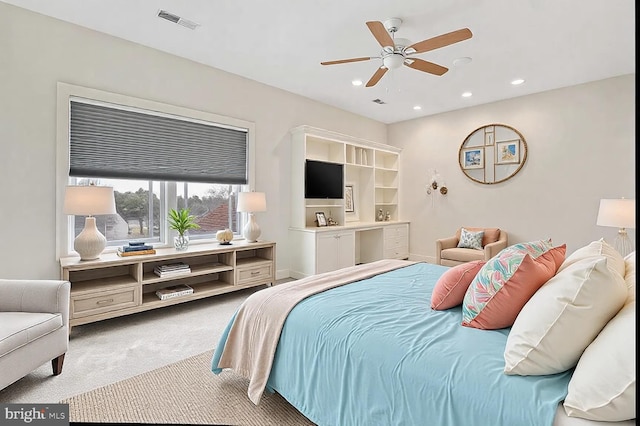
xmin=305 ymin=160 xmax=344 ymax=199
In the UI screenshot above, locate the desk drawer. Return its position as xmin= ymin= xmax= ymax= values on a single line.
xmin=72 ymin=286 xmax=140 ymax=319
xmin=236 ymin=262 xmax=273 ymax=286
xmin=384 ymin=224 xmax=408 ymax=239
xmin=385 ymin=246 xmax=409 ymax=260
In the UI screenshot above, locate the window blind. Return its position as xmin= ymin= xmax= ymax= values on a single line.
xmin=69 ymin=100 xmax=248 ymax=184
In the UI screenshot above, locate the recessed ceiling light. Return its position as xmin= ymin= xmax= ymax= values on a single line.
xmin=352 ymin=80 xmax=363 ymax=86
xmin=453 ymin=57 xmax=472 ymax=66
xmin=462 ymin=92 xmax=473 ymax=98
xmin=511 ymin=79 xmax=525 ymax=85
xmin=413 ymin=105 xmax=422 ymax=110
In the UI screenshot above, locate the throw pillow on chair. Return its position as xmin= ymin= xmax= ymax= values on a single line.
xmin=457 ymin=228 xmax=484 ymax=250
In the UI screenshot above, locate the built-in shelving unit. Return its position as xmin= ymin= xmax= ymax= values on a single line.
xmin=290 ymin=125 xmax=401 ymax=227
xmin=289 ymin=125 xmax=408 ymax=278
xmin=60 ymin=241 xmax=275 ymax=327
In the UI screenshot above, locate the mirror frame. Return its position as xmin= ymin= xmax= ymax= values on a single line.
xmin=458 ymin=123 xmax=528 ymax=185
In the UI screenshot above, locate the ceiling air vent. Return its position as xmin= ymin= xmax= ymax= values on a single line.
xmin=372 ymin=99 xmax=386 ymax=105
xmin=157 ymin=10 xmax=200 ymax=30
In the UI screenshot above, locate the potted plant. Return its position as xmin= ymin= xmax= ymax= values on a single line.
xmin=168 ymin=208 xmax=200 ymax=250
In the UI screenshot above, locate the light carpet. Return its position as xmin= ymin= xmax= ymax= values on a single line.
xmin=61 ymin=350 xmax=315 ymax=426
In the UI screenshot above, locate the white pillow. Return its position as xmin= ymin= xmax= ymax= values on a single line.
xmin=624 ymin=251 xmax=635 ymax=303
xmin=504 ymin=256 xmax=627 ymax=375
xmin=558 ymin=238 xmax=625 ymax=277
xmin=564 ymin=300 xmax=636 ymax=421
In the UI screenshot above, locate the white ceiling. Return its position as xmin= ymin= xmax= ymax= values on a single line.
xmin=3 ymin=0 xmax=635 ymax=124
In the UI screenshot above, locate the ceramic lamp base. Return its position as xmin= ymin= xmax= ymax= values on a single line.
xmin=75 ymin=216 xmax=107 ymax=260
xmin=243 ymin=213 xmax=261 ymax=243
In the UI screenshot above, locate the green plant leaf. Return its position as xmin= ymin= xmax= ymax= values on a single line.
xmin=168 ymin=208 xmax=200 ymax=236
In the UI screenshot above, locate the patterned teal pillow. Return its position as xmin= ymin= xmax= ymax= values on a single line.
xmin=457 ymin=228 xmax=484 ymax=250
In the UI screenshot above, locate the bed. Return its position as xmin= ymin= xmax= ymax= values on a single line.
xmin=211 ymin=257 xmax=635 ymax=426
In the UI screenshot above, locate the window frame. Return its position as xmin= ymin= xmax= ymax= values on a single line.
xmin=56 ymin=82 xmax=256 ymax=259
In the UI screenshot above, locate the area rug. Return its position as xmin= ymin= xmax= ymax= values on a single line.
xmin=61 ymin=350 xmax=315 ymax=425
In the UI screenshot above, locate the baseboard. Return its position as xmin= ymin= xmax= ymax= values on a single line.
xmin=276 ymin=269 xmax=290 ymax=280
xmin=409 ymin=253 xmax=437 ymax=264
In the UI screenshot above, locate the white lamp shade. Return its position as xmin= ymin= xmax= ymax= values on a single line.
xmin=237 ymin=192 xmax=267 ymax=213
xmin=596 ymin=199 xmax=635 ymax=229
xmin=64 ymin=185 xmax=116 ymax=216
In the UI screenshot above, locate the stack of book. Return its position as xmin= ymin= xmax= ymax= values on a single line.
xmin=155 ymin=284 xmax=194 ymax=301
xmin=117 ymin=242 xmax=156 ymax=257
xmin=154 ymin=262 xmax=191 ymax=278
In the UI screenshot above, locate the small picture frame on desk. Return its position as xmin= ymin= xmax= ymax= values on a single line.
xmin=315 ymin=212 xmax=327 ymax=227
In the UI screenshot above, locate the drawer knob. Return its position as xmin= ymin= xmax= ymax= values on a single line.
xmin=251 ymin=271 xmax=260 ymax=276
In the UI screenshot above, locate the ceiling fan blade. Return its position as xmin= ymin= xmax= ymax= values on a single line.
xmin=407 ymin=28 xmax=472 ymax=54
xmin=321 ymin=57 xmax=374 ymax=66
xmin=404 ymin=58 xmax=448 ymax=76
xmin=366 ymin=21 xmax=395 ymax=48
xmin=365 ymin=66 xmax=388 ymax=87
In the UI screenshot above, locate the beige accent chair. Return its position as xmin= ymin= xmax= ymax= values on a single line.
xmin=436 ymin=227 xmax=508 ymax=267
xmin=0 ymin=279 xmax=70 ymax=390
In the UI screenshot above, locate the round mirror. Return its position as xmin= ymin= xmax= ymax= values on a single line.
xmin=459 ymin=124 xmax=527 ymax=184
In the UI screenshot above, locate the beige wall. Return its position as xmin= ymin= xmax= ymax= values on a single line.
xmin=0 ymin=3 xmax=635 ymax=279
xmin=390 ymin=75 xmax=635 ymax=262
xmin=0 ymin=3 xmax=387 ymax=279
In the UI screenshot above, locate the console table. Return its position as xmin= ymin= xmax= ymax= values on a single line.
xmin=60 ymin=241 xmax=275 ymax=327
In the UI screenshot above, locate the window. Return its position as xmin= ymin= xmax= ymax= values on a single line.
xmin=57 ymin=83 xmax=255 ymax=257
xmin=68 ymin=179 xmax=242 ymax=248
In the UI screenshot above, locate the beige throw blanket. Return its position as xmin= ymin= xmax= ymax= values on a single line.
xmin=216 ymin=258 xmax=416 ymax=404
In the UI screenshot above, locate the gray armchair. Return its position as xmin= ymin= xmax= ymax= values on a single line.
xmin=0 ymin=279 xmax=70 ymax=390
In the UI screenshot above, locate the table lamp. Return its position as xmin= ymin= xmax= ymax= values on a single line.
xmin=237 ymin=192 xmax=267 ymax=243
xmin=596 ymin=198 xmax=635 ymax=257
xmin=64 ymin=184 xmax=116 ymax=260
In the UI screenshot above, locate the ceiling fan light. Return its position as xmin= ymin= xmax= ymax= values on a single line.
xmin=383 ymin=55 xmax=404 ymax=70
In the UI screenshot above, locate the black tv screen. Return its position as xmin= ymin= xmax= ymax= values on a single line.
xmin=305 ymin=160 xmax=344 ymax=199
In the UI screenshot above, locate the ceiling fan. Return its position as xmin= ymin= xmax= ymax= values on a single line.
xmin=321 ymin=18 xmax=472 ymax=87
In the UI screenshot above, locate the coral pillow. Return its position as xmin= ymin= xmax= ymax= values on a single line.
xmin=431 ymin=261 xmax=486 ymax=310
xmin=461 ymin=240 xmax=566 ymax=330
xmin=563 ymin=300 xmax=636 ymax=421
xmin=504 ymin=256 xmax=627 ymax=375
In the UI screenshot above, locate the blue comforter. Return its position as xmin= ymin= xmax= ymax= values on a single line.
xmin=213 ymin=262 xmax=572 ymax=426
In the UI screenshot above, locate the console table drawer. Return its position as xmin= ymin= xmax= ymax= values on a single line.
xmin=72 ymin=286 xmax=140 ymax=319
xmin=236 ymin=263 xmax=273 ymax=286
